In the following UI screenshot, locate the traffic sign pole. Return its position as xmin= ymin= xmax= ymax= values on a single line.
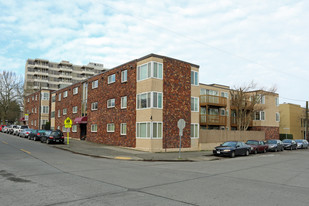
xmin=177 ymin=119 xmax=186 ymax=159
xmin=64 ymin=117 xmax=72 ymax=145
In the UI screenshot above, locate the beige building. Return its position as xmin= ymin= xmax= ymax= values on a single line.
xmin=24 ymin=58 xmax=107 ymax=95
xmin=279 ymin=103 xmax=306 ymax=139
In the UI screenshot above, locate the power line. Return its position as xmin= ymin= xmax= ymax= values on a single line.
xmin=279 ymin=96 xmax=306 ymax=102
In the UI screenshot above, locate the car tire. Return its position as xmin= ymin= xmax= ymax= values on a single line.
xmin=245 ymin=150 xmax=250 ymax=156
xmin=263 ymin=148 xmax=266 ymax=153
xmin=34 ymin=137 xmax=37 ymax=141
xmin=275 ymin=148 xmax=278 ymax=152
xmin=46 ymin=139 xmax=49 ymax=144
xmin=254 ymin=149 xmax=258 ymax=154
xmin=28 ymin=136 xmax=31 ymax=140
xmin=230 ymin=151 xmax=235 ymax=158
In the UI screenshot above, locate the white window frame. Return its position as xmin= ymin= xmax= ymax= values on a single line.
xmin=35 ymin=107 xmax=37 ymax=113
xmin=137 ymin=61 xmax=163 ymax=81
xmin=107 ymin=99 xmax=115 ymax=108
xmin=27 ymin=98 xmax=29 ymax=102
xmin=31 ymin=120 xmax=33 ymax=125
xmin=275 ymin=97 xmax=279 ymax=107
xmin=121 ymin=96 xmax=127 ymax=109
xmin=72 ymin=125 xmax=77 ymax=132
xmin=42 ymin=106 xmax=49 ymax=114
xmin=57 ymin=126 xmax=60 ymax=130
xmin=42 ymin=92 xmax=49 ymax=100
xmin=254 ymin=111 xmax=265 ymax=121
xmin=221 ymin=92 xmax=228 ymax=98
xmin=58 ymin=110 xmax=61 ymax=117
xmin=91 ymin=102 xmax=98 ymax=111
xmin=136 ymin=122 xmax=163 ymax=139
xmin=91 ymin=124 xmax=97 ymax=132
xmin=34 ymin=120 xmax=36 ymax=126
xmin=63 ymin=91 xmax=68 ymax=98
xmin=58 ymin=93 xmax=61 ymax=101
xmin=121 ymin=70 xmax=127 ymax=83
xmin=276 ymin=112 xmax=280 ymax=122
xmin=92 ymin=80 xmax=98 ymax=89
xmin=32 ymin=96 xmax=34 ymax=100
xmin=107 ymin=123 xmax=115 ymax=132
xmin=120 ymin=123 xmax=127 ymax=135
xmin=191 ymin=97 xmax=199 ymax=112
xmin=191 ymin=123 xmax=199 ymax=138
xmin=136 ymin=91 xmax=163 ymax=110
xmin=108 ymin=74 xmax=116 ymax=84
xmin=63 ymin=108 xmax=67 ymax=115
xmin=73 ymin=106 xmax=78 ymax=114
xmin=35 ymin=95 xmax=37 ymax=101
xmin=73 ymin=87 xmax=78 ymax=95
xmin=191 ymin=70 xmax=199 ymax=86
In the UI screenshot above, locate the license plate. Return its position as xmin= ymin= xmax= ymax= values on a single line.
xmin=217 ymin=151 xmax=220 ymax=154
xmin=56 ymin=140 xmax=59 ymax=142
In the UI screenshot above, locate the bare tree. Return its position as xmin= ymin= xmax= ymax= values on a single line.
xmin=0 ymin=71 xmax=24 ymax=124
xmin=230 ymin=81 xmax=277 ymax=131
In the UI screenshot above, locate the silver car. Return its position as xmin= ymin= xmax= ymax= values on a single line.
xmin=295 ymin=139 xmax=309 ymax=149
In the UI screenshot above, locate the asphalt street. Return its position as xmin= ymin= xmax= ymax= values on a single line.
xmin=1 ymin=132 xmax=309 ymax=206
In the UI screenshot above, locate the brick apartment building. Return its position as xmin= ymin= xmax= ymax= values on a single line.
xmin=24 ymin=54 xmax=279 ymax=151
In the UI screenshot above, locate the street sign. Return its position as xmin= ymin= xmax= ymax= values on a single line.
xmin=25 ymin=114 xmax=29 ymax=121
xmin=177 ymin=119 xmax=186 ymax=159
xmin=64 ymin=117 xmax=72 ymax=128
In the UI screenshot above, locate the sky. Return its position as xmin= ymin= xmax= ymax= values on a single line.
xmin=0 ymin=0 xmax=308 ymax=107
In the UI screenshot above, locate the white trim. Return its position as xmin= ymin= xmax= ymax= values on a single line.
xmin=121 ymin=96 xmax=127 ymax=109
xmin=191 ymin=70 xmax=199 ymax=86
xmin=73 ymin=87 xmax=78 ymax=95
xmin=137 ymin=61 xmax=163 ymax=82
xmin=107 ymin=123 xmax=115 ymax=132
xmin=136 ymin=121 xmax=163 ymax=139
xmin=190 ymin=123 xmax=199 ymax=139
xmin=136 ymin=91 xmax=163 ymax=110
xmin=72 ymin=106 xmax=78 ymax=114
xmin=107 ymin=99 xmax=115 ymax=108
xmin=91 ymin=124 xmax=97 ymax=132
xmin=121 ymin=70 xmax=127 ymax=83
xmin=108 ymin=74 xmax=116 ymax=84
xmin=120 ymin=123 xmax=127 ymax=135
xmin=91 ymin=102 xmax=98 ymax=111
xmin=191 ymin=97 xmax=199 ymax=112
xmin=92 ymin=80 xmax=98 ymax=89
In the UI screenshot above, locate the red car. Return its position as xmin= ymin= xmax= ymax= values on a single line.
xmin=0 ymin=125 xmax=6 ymax=132
xmin=246 ymin=140 xmax=268 ymax=154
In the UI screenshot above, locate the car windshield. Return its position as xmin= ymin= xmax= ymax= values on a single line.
xmin=221 ymin=142 xmax=237 ymax=147
xmin=246 ymin=140 xmax=258 ymax=145
xmin=266 ymin=140 xmax=277 ymax=144
xmin=21 ymin=126 xmax=28 ymax=129
xmin=45 ymin=131 xmax=52 ymax=135
xmin=295 ymin=140 xmax=303 ymax=143
xmin=283 ymin=139 xmax=292 ymax=143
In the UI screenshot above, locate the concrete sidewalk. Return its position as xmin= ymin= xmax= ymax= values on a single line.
xmin=51 ymin=138 xmax=219 ymax=162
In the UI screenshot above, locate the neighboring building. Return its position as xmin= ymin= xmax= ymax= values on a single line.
xmin=279 ymin=103 xmax=306 ymax=139
xmin=24 ymin=90 xmax=53 ymax=130
xmin=24 ymin=59 xmax=107 ymax=95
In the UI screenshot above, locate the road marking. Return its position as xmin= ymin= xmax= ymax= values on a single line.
xmin=20 ymin=149 xmax=31 ymax=155
xmin=114 ymin=156 xmax=132 ymax=160
xmin=2 ymin=141 xmax=8 ymax=144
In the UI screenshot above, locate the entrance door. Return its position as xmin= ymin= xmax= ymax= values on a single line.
xmin=80 ymin=124 xmax=87 ymax=140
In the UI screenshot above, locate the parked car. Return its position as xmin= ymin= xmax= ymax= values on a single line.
xmin=19 ymin=129 xmax=33 ymax=138
xmin=41 ymin=130 xmax=64 ymax=144
xmin=8 ymin=125 xmax=17 ymax=134
xmin=28 ymin=130 xmax=49 ymax=141
xmin=2 ymin=126 xmax=9 ymax=133
xmin=295 ymin=139 xmax=309 ymax=149
xmin=4 ymin=125 xmax=13 ymax=134
xmin=265 ymin=139 xmax=284 ymax=152
xmin=13 ymin=125 xmax=29 ymax=136
xmin=282 ymin=139 xmax=297 ymax=150
xmin=0 ymin=125 xmax=6 ymax=132
xmin=213 ymin=141 xmax=251 ymax=158
xmin=246 ymin=140 xmax=268 ymax=154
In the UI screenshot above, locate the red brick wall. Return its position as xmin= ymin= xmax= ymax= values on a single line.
xmin=54 ymin=83 xmax=82 ymax=138
xmin=86 ymin=61 xmax=137 ymax=147
xmin=162 ymin=57 xmax=192 ymax=148
xmin=24 ymin=91 xmax=40 ymax=129
xmin=251 ymin=126 xmax=279 ymax=140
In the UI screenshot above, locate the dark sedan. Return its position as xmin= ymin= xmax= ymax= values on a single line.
xmin=246 ymin=140 xmax=268 ymax=154
xmin=28 ymin=130 xmax=49 ymax=141
xmin=282 ymin=139 xmax=297 ymax=150
xmin=213 ymin=141 xmax=251 ymax=158
xmin=295 ymin=139 xmax=309 ymax=149
xmin=40 ymin=130 xmax=64 ymax=144
xmin=265 ymin=139 xmax=284 ymax=152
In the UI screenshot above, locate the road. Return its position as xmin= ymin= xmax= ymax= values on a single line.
xmin=1 ymin=132 xmax=309 ymax=206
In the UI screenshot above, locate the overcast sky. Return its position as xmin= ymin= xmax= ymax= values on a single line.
xmin=0 ymin=0 xmax=308 ymax=107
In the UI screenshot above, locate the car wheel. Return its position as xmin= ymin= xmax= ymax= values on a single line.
xmin=254 ymin=149 xmax=258 ymax=154
xmin=275 ymin=148 xmax=278 ymax=152
xmin=290 ymin=147 xmax=292 ymax=150
xmin=246 ymin=150 xmax=250 ymax=156
xmin=46 ymin=139 xmax=49 ymax=144
xmin=263 ymin=148 xmax=266 ymax=153
xmin=28 ymin=136 xmax=31 ymax=140
xmin=230 ymin=151 xmax=235 ymax=158
xmin=34 ymin=137 xmax=37 ymax=141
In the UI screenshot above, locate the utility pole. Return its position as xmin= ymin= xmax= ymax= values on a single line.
xmin=305 ymin=101 xmax=308 ymax=140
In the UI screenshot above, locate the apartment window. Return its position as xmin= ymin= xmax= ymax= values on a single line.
xmin=276 ymin=112 xmax=280 ymax=122
xmin=254 ymin=111 xmax=265 ymax=121
xmin=27 ymin=98 xmax=29 ymax=102
xmin=31 ymin=108 xmax=34 ymax=113
xmin=191 ymin=71 xmax=198 ymax=86
xmin=31 ymin=120 xmax=33 ymax=125
xmin=63 ymin=108 xmax=67 ymax=115
xmin=35 ymin=107 xmax=37 ymax=113
xmin=136 ymin=122 xmax=162 ymax=139
xmin=35 ymin=95 xmax=38 ymax=101
xmin=72 ymin=125 xmax=77 ymax=132
xmin=200 ymin=89 xmax=218 ymax=96
xmin=259 ymin=95 xmax=265 ymax=104
xmin=191 ymin=97 xmax=199 ymax=112
xmin=220 ymin=109 xmax=225 ymax=116
xmin=107 ymin=99 xmax=115 ymax=108
xmin=121 ymin=96 xmax=127 ymax=109
xmin=136 ymin=92 xmax=163 ymax=109
xmin=63 ymin=91 xmax=68 ymax=98
xmin=57 ymin=126 xmax=60 ymax=130
xmin=52 ymin=96 xmax=55 ymax=102
xmin=58 ymin=110 xmax=61 ymax=117
xmin=91 ymin=102 xmax=98 ymax=110
xmin=107 ymin=123 xmax=115 ymax=132
xmin=32 ymin=96 xmax=34 ymax=100
xmin=92 ymin=80 xmax=98 ymax=89
xmin=73 ymin=106 xmax=78 ymax=113
xmin=51 ymin=111 xmax=55 ymax=118
xmin=42 ymin=92 xmax=49 ymax=100
xmin=221 ymin=92 xmax=228 ymax=98
xmin=108 ymin=74 xmax=116 ymax=84
xmin=121 ymin=70 xmax=127 ymax=82
xmin=73 ymin=87 xmax=78 ymax=95
xmin=42 ymin=106 xmax=49 ymax=114
xmin=120 ymin=123 xmax=127 ymax=135
xmin=91 ymin=124 xmax=97 ymax=132
xmin=137 ymin=62 xmax=163 ymax=81
xmin=58 ymin=93 xmax=61 ymax=101
xmin=275 ymin=97 xmax=279 ymax=107
xmin=191 ymin=124 xmax=199 ymax=138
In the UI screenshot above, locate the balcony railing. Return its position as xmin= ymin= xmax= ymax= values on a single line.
xmin=230 ymin=117 xmax=253 ymax=127
xmin=200 ymin=95 xmax=227 ymax=107
xmin=200 ymin=114 xmax=227 ymax=126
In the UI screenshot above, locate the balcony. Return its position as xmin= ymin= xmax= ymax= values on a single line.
xmin=34 ymin=63 xmax=49 ymax=69
xmin=230 ymin=117 xmax=253 ymax=127
xmin=58 ymin=66 xmax=72 ymax=72
xmin=200 ymin=95 xmax=227 ymax=107
xmin=200 ymin=114 xmax=227 ymax=126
